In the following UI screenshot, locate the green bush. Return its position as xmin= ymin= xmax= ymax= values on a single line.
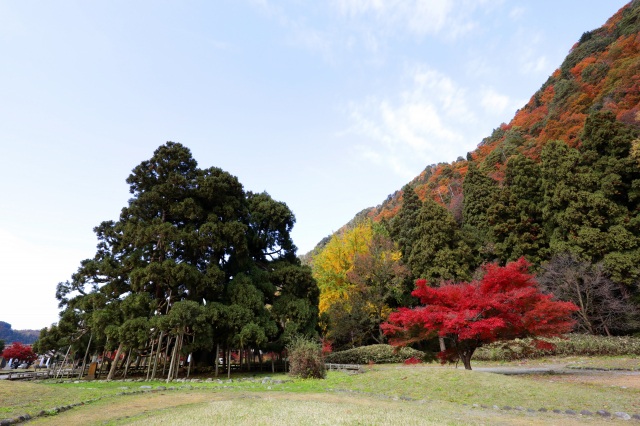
xmin=286 ymin=336 xmax=326 ymax=379
xmin=325 ymin=344 xmax=429 ymax=364
xmin=474 ymin=334 xmax=640 ymax=361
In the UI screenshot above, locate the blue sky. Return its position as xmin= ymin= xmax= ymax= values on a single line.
xmin=0 ymin=0 xmax=630 ymax=330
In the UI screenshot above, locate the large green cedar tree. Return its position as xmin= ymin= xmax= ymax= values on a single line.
xmin=42 ymin=142 xmax=319 ymax=369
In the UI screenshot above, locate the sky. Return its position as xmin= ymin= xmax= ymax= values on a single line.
xmin=0 ymin=0 xmax=631 ymax=331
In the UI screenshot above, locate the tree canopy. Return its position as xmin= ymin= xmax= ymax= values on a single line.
xmin=382 ymin=259 xmax=578 ymax=370
xmin=40 ymin=142 xmax=319 ymax=373
xmin=2 ymin=342 xmax=37 ymax=366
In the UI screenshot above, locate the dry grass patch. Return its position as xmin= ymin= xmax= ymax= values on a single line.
xmin=69 ymin=392 xmax=600 ymax=426
xmin=3 ymin=358 xmax=640 ymax=424
xmin=314 ymin=366 xmax=640 ymax=413
xmin=28 ymin=391 xmax=214 ymax=425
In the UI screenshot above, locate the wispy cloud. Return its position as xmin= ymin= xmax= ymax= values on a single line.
xmin=345 ymin=66 xmax=476 ymax=178
xmin=331 ymin=0 xmax=481 ymax=40
xmin=512 ymin=30 xmax=551 ymax=75
xmin=480 ymin=87 xmax=510 ymax=115
xmin=248 ymin=0 xmax=495 ymax=60
xmin=509 ymin=6 xmax=526 ymax=21
xmin=345 ymin=66 xmax=520 ymax=178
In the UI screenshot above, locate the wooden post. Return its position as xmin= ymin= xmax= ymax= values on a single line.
xmin=56 ymin=346 xmax=71 ymax=379
xmin=214 ymin=343 xmax=219 ymax=378
xmin=162 ymin=334 xmax=171 ymax=377
xmin=151 ymin=331 xmax=164 ymax=380
xmin=146 ymin=333 xmax=157 ymax=381
xmin=186 ymin=353 xmax=192 ymax=378
xmin=78 ymin=333 xmax=93 ymax=379
xmin=123 ymin=348 xmax=132 ymax=379
xmin=227 ymin=348 xmax=231 ymax=379
xmin=106 ymin=343 xmax=124 ymax=381
xmin=166 ymin=336 xmax=177 ymax=382
xmin=174 ymin=331 xmax=184 ymax=380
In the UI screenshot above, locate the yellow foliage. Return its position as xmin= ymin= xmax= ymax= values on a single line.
xmin=312 ymin=221 xmax=373 ymax=314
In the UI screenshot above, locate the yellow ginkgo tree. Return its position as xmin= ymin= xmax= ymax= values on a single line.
xmin=312 ymin=220 xmax=408 ymax=348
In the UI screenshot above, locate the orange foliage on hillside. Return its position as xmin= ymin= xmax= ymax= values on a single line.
xmin=358 ymin=1 xmax=640 ymax=230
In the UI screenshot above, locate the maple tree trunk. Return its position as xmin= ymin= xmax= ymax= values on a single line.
xmin=460 ymin=346 xmax=476 ymax=370
xmin=461 ymin=352 xmax=472 ymax=370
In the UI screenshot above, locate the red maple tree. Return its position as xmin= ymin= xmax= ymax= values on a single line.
xmin=2 ymin=342 xmax=37 ymax=367
xmin=381 ymin=258 xmax=578 ymax=370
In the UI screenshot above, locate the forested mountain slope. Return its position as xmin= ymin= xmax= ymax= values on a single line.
xmin=308 ymin=1 xmax=640 ymax=344
xmin=310 ymin=0 xmax=640 ymax=255
xmin=365 ymin=1 xmax=640 ymax=223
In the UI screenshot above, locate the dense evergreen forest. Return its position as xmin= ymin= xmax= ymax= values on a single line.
xmin=309 ymin=1 xmax=640 ymax=350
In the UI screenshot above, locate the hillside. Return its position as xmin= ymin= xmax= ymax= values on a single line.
xmin=317 ymin=0 xmax=640 ymax=240
xmin=0 ymin=321 xmax=40 ymax=345
xmin=307 ymin=1 xmax=640 ymax=349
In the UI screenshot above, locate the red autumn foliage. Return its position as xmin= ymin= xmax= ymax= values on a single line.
xmin=2 ymin=342 xmax=37 ymax=365
xmin=381 ymin=258 xmax=578 ymax=370
xmin=321 ymin=339 xmax=333 ymax=355
xmin=403 ymin=356 xmax=422 ymax=365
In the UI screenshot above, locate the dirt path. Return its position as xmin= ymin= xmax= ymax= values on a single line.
xmin=28 ymin=391 xmax=216 ymax=425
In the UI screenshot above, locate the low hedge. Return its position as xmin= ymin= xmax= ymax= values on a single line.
xmin=324 ymin=344 xmax=429 ymax=364
xmin=475 ymin=334 xmax=640 ymax=361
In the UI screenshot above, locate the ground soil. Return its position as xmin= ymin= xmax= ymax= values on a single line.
xmin=28 ymin=392 xmax=215 ymax=425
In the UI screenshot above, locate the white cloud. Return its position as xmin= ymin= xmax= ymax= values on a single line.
xmin=344 ymin=65 xmax=527 ymax=178
xmin=344 ymin=66 xmax=481 ymax=179
xmin=513 ymin=31 xmax=552 ymax=75
xmin=480 ymin=87 xmax=510 ymax=115
xmin=509 ymin=7 xmax=525 ymax=20
xmin=331 ymin=0 xmax=477 ymax=39
xmin=521 ymin=55 xmax=549 ymax=74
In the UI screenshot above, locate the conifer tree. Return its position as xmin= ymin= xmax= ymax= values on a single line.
xmin=488 ymin=154 xmax=548 ymax=264
xmin=408 ymin=199 xmax=472 ymax=282
xmin=541 ymin=112 xmax=640 ymax=286
xmin=42 ymin=142 xmax=318 ymax=372
xmin=390 ymin=184 xmax=422 ymax=266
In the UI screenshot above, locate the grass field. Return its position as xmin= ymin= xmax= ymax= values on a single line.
xmin=1 ymin=357 xmax=639 ymax=425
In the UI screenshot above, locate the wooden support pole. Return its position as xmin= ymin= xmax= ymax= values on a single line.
xmin=78 ymin=333 xmax=93 ymax=379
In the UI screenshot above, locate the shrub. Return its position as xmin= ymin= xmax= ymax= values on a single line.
xmin=324 ymin=344 xmax=430 ymax=364
xmin=474 ymin=334 xmax=640 ymax=361
xmin=286 ymin=336 xmax=326 ymax=379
